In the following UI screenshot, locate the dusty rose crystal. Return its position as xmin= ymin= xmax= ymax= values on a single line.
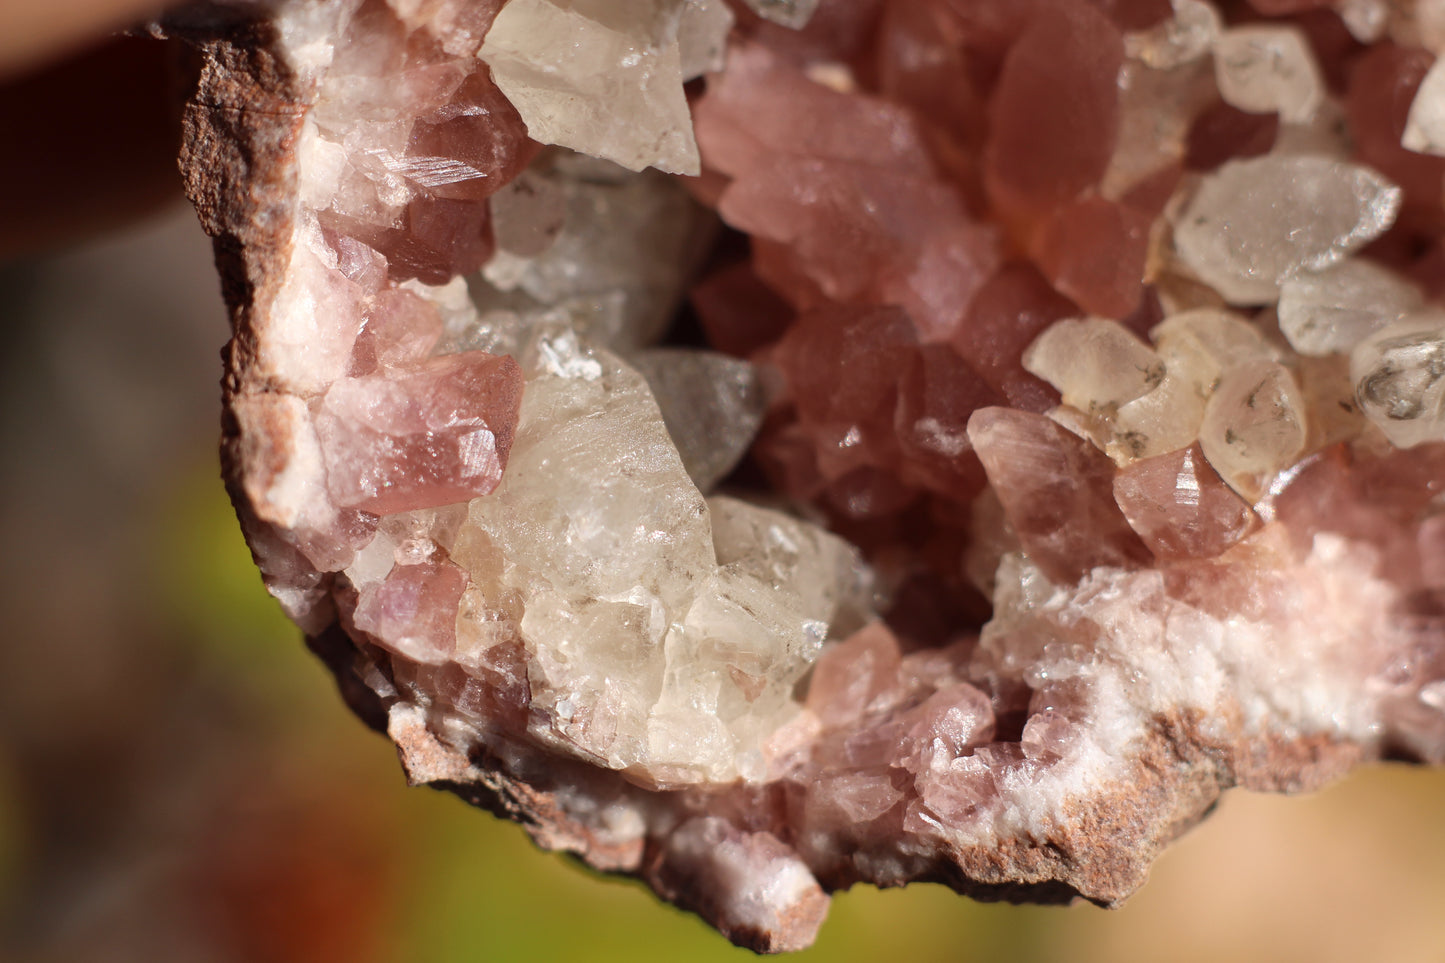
xmin=170 ymin=0 xmax=1445 ymax=953
xmin=315 ymin=352 xmax=522 ymax=515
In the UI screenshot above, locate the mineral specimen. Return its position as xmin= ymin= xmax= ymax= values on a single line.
xmin=166 ymin=0 xmax=1445 ymax=953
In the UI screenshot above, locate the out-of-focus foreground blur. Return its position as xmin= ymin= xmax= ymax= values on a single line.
xmin=3 ymin=197 xmax=1445 ymax=963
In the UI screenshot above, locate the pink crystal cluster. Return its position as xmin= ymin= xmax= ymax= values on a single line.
xmin=172 ymin=0 xmax=1445 ymax=953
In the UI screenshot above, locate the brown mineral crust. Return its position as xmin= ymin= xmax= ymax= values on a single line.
xmin=166 ymin=14 xmax=349 ymax=632
xmin=175 ymin=18 xmax=308 ymax=382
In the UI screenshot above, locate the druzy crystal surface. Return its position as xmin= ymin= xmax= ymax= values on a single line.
xmin=170 ymin=0 xmax=1445 ymax=953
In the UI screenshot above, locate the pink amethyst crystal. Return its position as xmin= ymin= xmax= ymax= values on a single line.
xmin=168 ymin=0 xmax=1445 ymax=954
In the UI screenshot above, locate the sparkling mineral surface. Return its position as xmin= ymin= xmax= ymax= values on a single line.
xmin=168 ymin=0 xmax=1445 ymax=953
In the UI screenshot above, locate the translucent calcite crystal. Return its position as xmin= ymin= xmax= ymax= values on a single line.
xmin=628 ymin=348 xmax=767 ymax=492
xmin=172 ymin=0 xmax=1445 ymax=953
xmin=1213 ymin=24 xmax=1324 ymax=124
xmin=478 ymin=0 xmax=706 ymax=176
xmin=1172 ymin=155 xmax=1403 ymax=304
xmin=1403 ymin=53 xmax=1445 ymax=155
xmin=1351 ymin=317 xmax=1445 ymax=447
xmin=1278 ymin=258 xmax=1425 ymax=355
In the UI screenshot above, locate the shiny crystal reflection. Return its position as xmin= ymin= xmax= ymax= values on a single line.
xmin=188 ymin=0 xmax=1445 ymax=952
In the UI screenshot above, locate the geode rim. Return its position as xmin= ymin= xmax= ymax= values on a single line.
xmin=166 ymin=1 xmax=1445 ymax=953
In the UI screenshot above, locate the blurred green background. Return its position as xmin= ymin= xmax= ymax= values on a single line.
xmin=3 ymin=204 xmax=1445 ymax=963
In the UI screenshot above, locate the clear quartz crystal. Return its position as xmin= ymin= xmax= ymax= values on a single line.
xmin=1172 ymin=156 xmax=1402 ymax=304
xmin=1403 ymin=54 xmax=1445 ymax=156
xmin=1198 ymin=361 xmax=1308 ymax=498
xmin=472 ymin=151 xmax=713 ymax=352
xmin=1212 ymin=25 xmax=1324 ymax=125
xmin=629 ymin=348 xmax=767 ymax=493
xmin=1351 ymin=316 xmax=1445 ymax=448
xmin=1277 ymin=259 xmax=1424 ymax=356
xmin=479 ymin=0 xmax=701 ymax=175
xmin=1101 ymin=57 xmax=1216 ymax=201
xmin=1023 ymin=318 xmax=1166 ymax=414
xmin=488 ymin=169 xmax=568 ymax=258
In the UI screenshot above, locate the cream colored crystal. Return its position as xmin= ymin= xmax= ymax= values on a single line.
xmin=708 ymin=495 xmax=874 ymax=636
xmin=1125 ymin=0 xmax=1221 ymax=70
xmin=1350 ymin=316 xmax=1445 ymax=448
xmin=1023 ymin=318 xmax=1165 ymax=415
xmin=1336 ymin=0 xmax=1388 ymax=43
xmin=1277 ymin=259 xmax=1424 ymax=356
xmin=649 ymin=497 xmax=872 ymax=781
xmin=461 ymin=327 xmax=716 ymax=770
xmin=1403 ymin=54 xmax=1445 ymax=156
xmin=1213 ymin=25 xmax=1324 ymax=124
xmin=1105 ymin=371 xmax=1208 ymax=465
xmin=1152 ymin=307 xmax=1281 ymax=394
xmin=678 ymin=0 xmax=733 ymax=80
xmin=1172 ymin=156 xmax=1402 ymax=304
xmin=479 ymin=0 xmax=701 ymax=175
xmin=1198 ymin=361 xmax=1308 ymax=499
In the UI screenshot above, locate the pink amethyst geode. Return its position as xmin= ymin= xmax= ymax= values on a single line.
xmin=168 ymin=0 xmax=1445 ymax=952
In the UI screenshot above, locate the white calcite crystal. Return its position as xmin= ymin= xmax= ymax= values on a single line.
xmin=479 ymin=0 xmax=702 ymax=175
xmin=1278 ymin=259 xmax=1424 ymax=356
xmin=1403 ymin=53 xmax=1445 ymax=156
xmin=1351 ymin=317 xmax=1445 ymax=448
xmin=1212 ymin=25 xmax=1324 ymax=124
xmin=1172 ymin=156 xmax=1403 ymax=304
